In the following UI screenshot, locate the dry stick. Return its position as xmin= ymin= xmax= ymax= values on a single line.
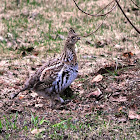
xmin=129 ymin=0 xmax=140 ymax=8
xmin=82 ymin=15 xmax=108 ymax=37
xmin=73 ymin=0 xmax=117 ymax=17
xmin=115 ymin=0 xmax=140 ymax=34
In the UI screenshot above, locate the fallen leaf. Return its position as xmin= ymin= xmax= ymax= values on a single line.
xmin=19 ymin=96 xmax=24 ymax=100
xmin=128 ymin=110 xmax=140 ymax=120
xmin=117 ymin=117 xmax=127 ymax=123
xmin=0 ymin=70 xmax=6 ymax=75
xmin=95 ymin=40 xmax=107 ymax=48
xmin=0 ymin=102 xmax=3 ymax=108
xmin=118 ymin=106 xmax=123 ymax=112
xmin=92 ymin=74 xmax=103 ymax=83
xmin=110 ymin=96 xmax=127 ymax=102
xmin=88 ymin=88 xmax=102 ymax=98
xmin=31 ymin=128 xmax=45 ymax=135
xmin=114 ymin=44 xmax=122 ymax=49
xmin=123 ymin=52 xmax=133 ymax=58
xmin=30 ymin=92 xmax=38 ymax=97
xmin=33 ymin=51 xmax=39 ymax=56
xmin=35 ymin=104 xmax=44 ymax=108
xmin=6 ymin=106 xmax=24 ymax=113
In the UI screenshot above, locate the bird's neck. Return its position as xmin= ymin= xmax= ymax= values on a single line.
xmin=62 ymin=44 xmax=77 ymax=65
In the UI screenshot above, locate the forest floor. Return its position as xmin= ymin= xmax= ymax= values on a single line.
xmin=0 ymin=0 xmax=140 ymax=139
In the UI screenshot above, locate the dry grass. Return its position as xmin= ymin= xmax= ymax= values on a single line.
xmin=0 ymin=0 xmax=140 ymax=139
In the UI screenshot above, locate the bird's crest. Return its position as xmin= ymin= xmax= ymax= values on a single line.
xmin=68 ymin=28 xmax=76 ymax=36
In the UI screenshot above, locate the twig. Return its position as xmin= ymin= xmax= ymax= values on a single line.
xmin=73 ymin=0 xmax=117 ymax=17
xmin=82 ymin=15 xmax=108 ymax=37
xmin=129 ymin=0 xmax=140 ymax=8
xmin=115 ymin=0 xmax=140 ymax=34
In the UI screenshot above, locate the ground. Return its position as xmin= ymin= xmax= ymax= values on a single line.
xmin=0 ymin=0 xmax=140 ymax=139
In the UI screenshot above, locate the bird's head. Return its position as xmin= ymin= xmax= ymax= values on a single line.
xmin=66 ymin=28 xmax=80 ymax=46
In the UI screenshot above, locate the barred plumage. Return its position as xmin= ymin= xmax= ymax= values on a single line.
xmin=12 ymin=28 xmax=80 ymax=108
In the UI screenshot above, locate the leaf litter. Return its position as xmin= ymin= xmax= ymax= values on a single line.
xmin=0 ymin=0 xmax=140 ymax=139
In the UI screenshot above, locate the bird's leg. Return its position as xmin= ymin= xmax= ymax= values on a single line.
xmin=55 ymin=94 xmax=64 ymax=104
xmin=50 ymin=95 xmax=56 ymax=109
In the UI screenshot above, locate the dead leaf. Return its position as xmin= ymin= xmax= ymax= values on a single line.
xmin=123 ymin=52 xmax=134 ymax=58
xmin=92 ymin=74 xmax=103 ymax=83
xmin=19 ymin=96 xmax=24 ymax=100
xmin=31 ymin=128 xmax=45 ymax=135
xmin=88 ymin=88 xmax=102 ymax=98
xmin=110 ymin=96 xmax=127 ymax=102
xmin=30 ymin=92 xmax=38 ymax=97
xmin=0 ymin=70 xmax=6 ymax=75
xmin=117 ymin=117 xmax=127 ymax=123
xmin=128 ymin=110 xmax=140 ymax=120
xmin=95 ymin=40 xmax=107 ymax=48
xmin=35 ymin=104 xmax=44 ymax=108
xmin=118 ymin=106 xmax=123 ymax=112
xmin=6 ymin=106 xmax=24 ymax=113
xmin=33 ymin=51 xmax=39 ymax=56
xmin=0 ymin=102 xmax=3 ymax=108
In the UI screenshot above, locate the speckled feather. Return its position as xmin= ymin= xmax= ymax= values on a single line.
xmin=13 ymin=28 xmax=80 ymax=106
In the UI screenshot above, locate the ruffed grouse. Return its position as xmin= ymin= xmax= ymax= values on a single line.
xmin=12 ymin=28 xmax=80 ymax=107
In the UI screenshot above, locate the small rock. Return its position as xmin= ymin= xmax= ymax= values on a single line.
xmin=35 ymin=104 xmax=44 ymax=108
xmin=0 ymin=36 xmax=5 ymax=42
xmin=31 ymin=128 xmax=45 ymax=135
xmin=7 ymin=33 xmax=13 ymax=39
xmin=114 ymin=44 xmax=123 ymax=50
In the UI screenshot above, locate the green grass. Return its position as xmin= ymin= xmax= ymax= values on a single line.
xmin=0 ymin=0 xmax=139 ymax=139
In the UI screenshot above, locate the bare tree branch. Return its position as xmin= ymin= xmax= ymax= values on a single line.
xmin=115 ymin=0 xmax=140 ymax=34
xmin=72 ymin=0 xmax=117 ymax=17
xmin=82 ymin=15 xmax=108 ymax=37
xmin=129 ymin=0 xmax=140 ymax=8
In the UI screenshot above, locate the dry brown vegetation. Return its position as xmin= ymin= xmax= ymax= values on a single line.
xmin=0 ymin=0 xmax=140 ymax=139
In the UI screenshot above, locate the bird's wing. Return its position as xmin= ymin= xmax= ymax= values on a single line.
xmin=33 ymin=61 xmax=64 ymax=91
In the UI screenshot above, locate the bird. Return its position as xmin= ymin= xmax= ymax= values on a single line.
xmin=11 ymin=28 xmax=80 ymax=108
